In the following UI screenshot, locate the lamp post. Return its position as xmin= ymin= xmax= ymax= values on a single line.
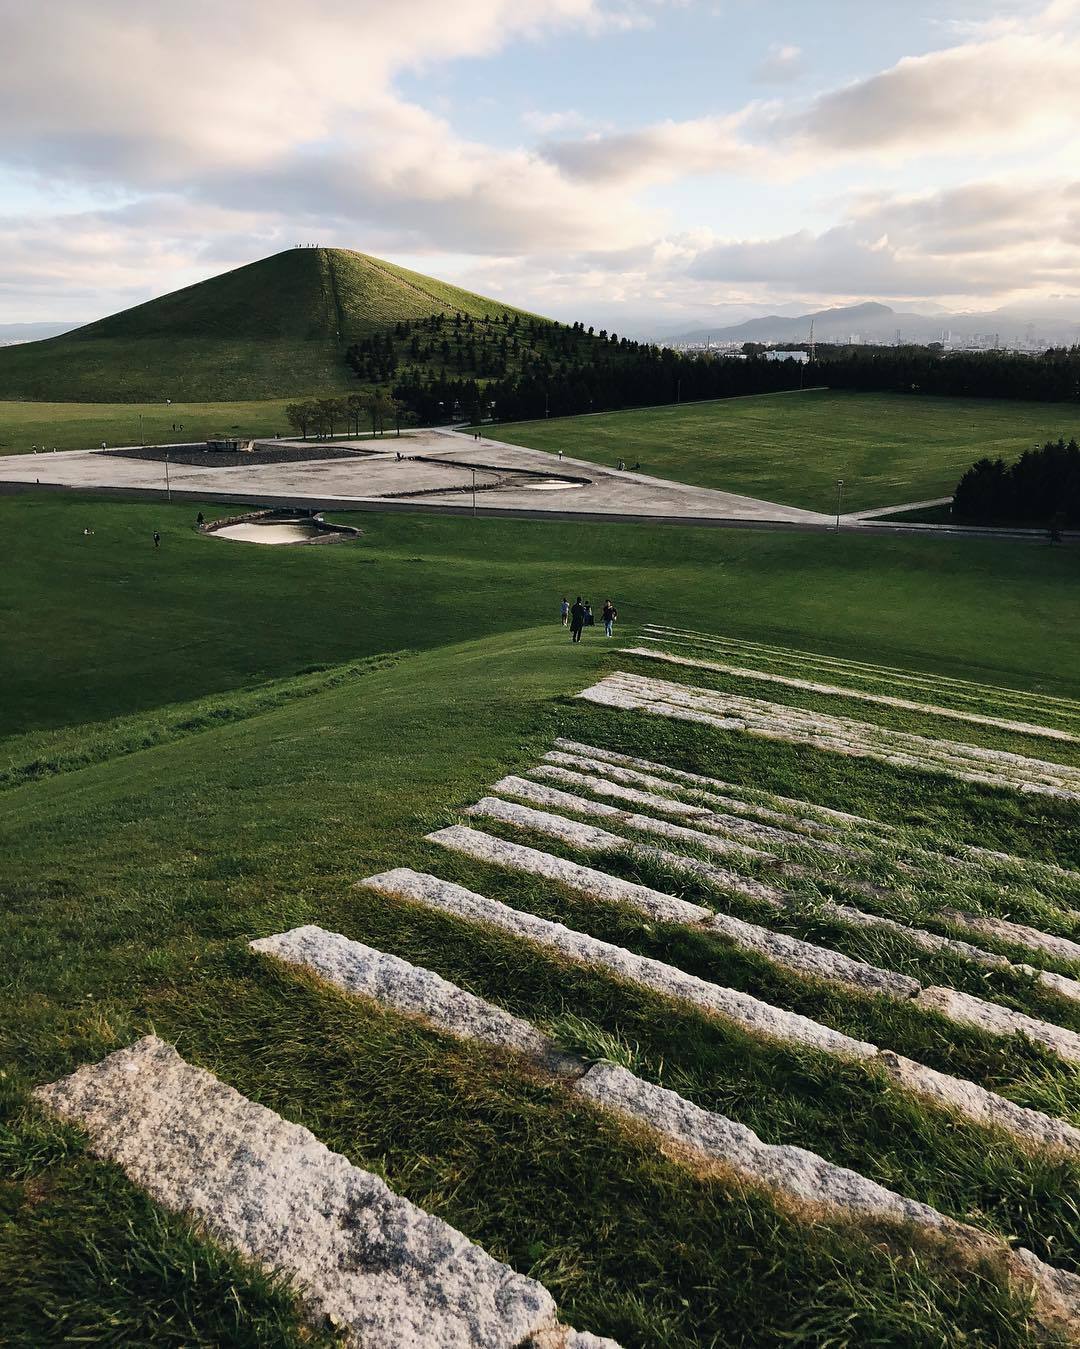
xmin=835 ymin=479 xmax=844 ymax=531
xmin=472 ymin=468 xmax=477 ymax=518
xmin=165 ymin=449 xmax=172 ymax=503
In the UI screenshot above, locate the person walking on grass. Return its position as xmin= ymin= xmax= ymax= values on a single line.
xmin=584 ymin=600 xmax=595 ymax=629
xmin=560 ymin=595 xmax=570 ymax=626
xmin=602 ymin=598 xmax=617 ymax=637
xmin=569 ymin=596 xmax=585 ymax=643
xmin=153 ymin=530 xmax=161 ymax=549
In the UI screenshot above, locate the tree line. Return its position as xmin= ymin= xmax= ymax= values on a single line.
xmin=953 ymin=438 xmax=1080 ymax=528
xmin=810 ymin=343 xmax=1080 ymax=403
xmin=284 ymin=391 xmax=403 ymax=439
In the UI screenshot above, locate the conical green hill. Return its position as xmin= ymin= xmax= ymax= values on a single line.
xmin=0 ymin=248 xmax=546 ymax=402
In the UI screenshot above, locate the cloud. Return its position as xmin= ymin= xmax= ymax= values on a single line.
xmin=687 ymin=179 xmax=1080 ymax=299
xmin=786 ymin=29 xmax=1080 ymax=158
xmin=0 ymin=0 xmax=647 ymax=263
xmin=753 ymin=43 xmax=804 ymax=84
xmin=538 ymin=113 xmax=757 ymax=186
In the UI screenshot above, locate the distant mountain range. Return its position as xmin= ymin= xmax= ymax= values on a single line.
xmin=665 ymin=301 xmax=1080 ymax=348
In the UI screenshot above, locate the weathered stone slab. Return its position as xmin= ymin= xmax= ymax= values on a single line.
xmin=252 ymin=927 xmax=572 ymax=1074
xmin=427 ymin=824 xmax=713 ymax=927
xmin=34 ymin=1036 xmax=604 ymax=1349
xmin=620 ymin=645 xmax=1080 ymax=745
xmin=491 ymin=774 xmax=767 ymax=860
xmin=577 ymin=673 xmax=1080 ymax=802
xmin=915 ymin=986 xmax=1080 ymax=1063
xmin=461 ymin=799 xmax=923 ymax=1000
xmin=362 ymin=869 xmax=1080 ymax=1155
xmin=641 ymin=624 xmax=1080 ymax=734
xmin=940 ymin=910 xmax=1080 ymax=966
xmin=530 ymin=763 xmax=829 ymax=852
xmin=361 ymin=868 xmax=877 ymax=1061
xmin=465 ymin=795 xmax=783 ymax=904
xmin=572 ymin=1062 xmax=1080 ymax=1335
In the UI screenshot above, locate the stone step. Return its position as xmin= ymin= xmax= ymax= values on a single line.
xmin=578 ymin=673 xmax=1080 ymax=802
xmin=492 ymin=776 xmax=1080 ymax=1003
xmin=548 ymin=739 xmax=1080 ymax=901
xmin=361 ymin=867 xmax=1080 ymax=1158
xmin=248 ymin=924 xmax=1080 ymax=1340
xmin=640 ymin=626 xmax=1080 ymax=728
xmin=622 ymin=644 xmax=1080 ymax=745
xmin=34 ymin=1035 xmax=614 ymax=1349
xmin=433 ymin=817 xmax=1080 ymax=1064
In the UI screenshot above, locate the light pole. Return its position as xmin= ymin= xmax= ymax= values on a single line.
xmin=472 ymin=468 xmax=477 ymax=518
xmin=676 ymin=378 xmax=681 ymax=405
xmin=165 ymin=449 xmax=172 ymax=503
xmin=544 ymin=390 xmax=550 ymax=418
xmin=835 ymin=479 xmax=844 ymax=531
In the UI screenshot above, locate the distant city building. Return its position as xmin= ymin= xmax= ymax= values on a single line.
xmin=764 ymin=349 xmax=809 ymax=364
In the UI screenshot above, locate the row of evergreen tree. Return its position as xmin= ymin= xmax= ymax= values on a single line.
xmin=953 ymin=439 xmax=1080 ymax=527
xmin=391 ymin=347 xmax=806 ymax=424
xmin=810 ymin=344 xmax=1080 ymax=402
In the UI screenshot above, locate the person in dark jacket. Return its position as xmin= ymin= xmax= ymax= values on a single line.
xmin=569 ymin=596 xmax=585 ymax=643
xmin=602 ymin=599 xmax=617 ymax=636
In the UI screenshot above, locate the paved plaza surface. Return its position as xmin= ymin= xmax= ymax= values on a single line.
xmin=0 ymin=428 xmax=833 ymax=526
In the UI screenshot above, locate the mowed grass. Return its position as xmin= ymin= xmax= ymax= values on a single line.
xmin=4 ymin=497 xmax=1080 ymax=1344
xmin=0 ymin=399 xmax=296 ymax=455
xmin=484 ymin=389 xmax=1080 ymax=512
xmin=4 ymin=494 xmax=1080 ymax=738
xmin=0 ymin=249 xmax=539 ymax=402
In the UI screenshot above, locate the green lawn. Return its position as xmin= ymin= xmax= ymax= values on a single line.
xmin=0 ymin=399 xmax=300 ymax=455
xmin=4 ymin=495 xmax=1080 ymax=1345
xmin=483 ymin=390 xmax=1080 ymax=512
xmin=4 ymin=494 xmax=1079 ymax=739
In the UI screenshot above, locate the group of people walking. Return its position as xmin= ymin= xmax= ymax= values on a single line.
xmin=561 ymin=595 xmax=618 ymax=643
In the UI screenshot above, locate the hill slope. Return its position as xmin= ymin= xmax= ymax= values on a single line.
xmin=0 ymin=249 xmax=545 ymax=402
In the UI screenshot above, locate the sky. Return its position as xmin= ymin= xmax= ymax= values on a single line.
xmin=3 ymin=0 xmax=1080 ymax=329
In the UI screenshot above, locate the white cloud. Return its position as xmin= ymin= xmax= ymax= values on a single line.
xmin=538 ymin=113 xmax=759 ymax=186
xmin=687 ymin=179 xmax=1080 ymax=299
xmin=785 ymin=29 xmax=1080 ymax=158
xmin=754 ymin=43 xmax=804 ymax=84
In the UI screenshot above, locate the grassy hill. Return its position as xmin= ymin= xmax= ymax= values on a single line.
xmin=0 ymin=249 xmax=545 ymax=403
xmin=5 ymin=494 xmax=1080 ymax=1344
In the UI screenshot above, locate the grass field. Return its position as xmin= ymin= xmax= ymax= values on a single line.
xmin=0 ymin=399 xmax=297 ymax=455
xmin=484 ymin=389 xmax=1080 ymax=512
xmin=4 ymin=495 xmax=1080 ymax=1345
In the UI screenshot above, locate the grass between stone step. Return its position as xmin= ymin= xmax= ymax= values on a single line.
xmin=438 ymin=815 xmax=1080 ymax=1120
xmin=613 ymin=649 xmax=1080 ymax=772
xmin=2 ymin=949 xmax=1061 ymax=1348
xmin=480 ymin=781 xmax=1080 ymax=1025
